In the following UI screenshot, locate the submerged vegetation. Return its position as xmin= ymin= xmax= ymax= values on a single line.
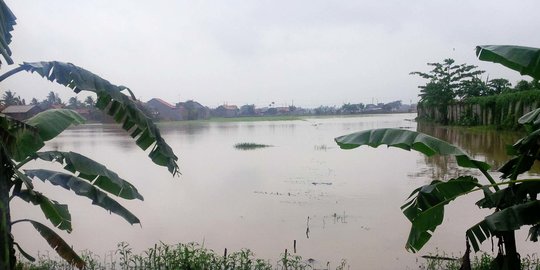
xmin=234 ymin=143 xmax=273 ymax=150
xmin=15 ymin=241 xmax=350 ymax=270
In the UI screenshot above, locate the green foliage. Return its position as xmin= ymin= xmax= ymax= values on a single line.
xmin=476 ymin=45 xmax=540 ymax=79
xmin=412 ymin=59 xmax=485 ymax=123
xmin=401 ymin=176 xmax=480 ymax=252
xmin=338 ymin=45 xmax=540 ymax=266
xmin=19 ymin=61 xmax=179 ymax=175
xmin=17 ymin=241 xmax=348 ymax=270
xmin=0 ymin=0 xmax=15 ymax=65
xmin=335 ymin=128 xmax=490 ymax=170
xmin=335 ymin=121 xmax=540 ymax=268
xmin=0 ymin=2 xmax=180 ymax=269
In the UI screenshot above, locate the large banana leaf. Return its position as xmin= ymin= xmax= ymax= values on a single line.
xmin=13 ymin=219 xmax=85 ymax=269
xmin=467 ymin=200 xmax=540 ymax=252
xmin=24 ymin=169 xmax=140 ymax=225
xmin=466 ymin=220 xmax=494 ymax=252
xmin=36 ymin=151 xmax=143 ymax=200
xmin=468 ymin=177 xmax=540 ymax=253
xmin=19 ymin=61 xmax=179 ymax=175
xmin=484 ymin=200 xmax=540 ymax=231
xmin=401 ymin=176 xmax=479 ymax=252
xmin=0 ymin=0 xmax=16 ymax=65
xmin=476 ymin=45 xmax=540 ymax=80
xmin=15 ymin=190 xmax=71 ymax=232
xmin=335 ymin=128 xmax=490 ymax=171
xmin=7 ymin=109 xmax=85 ymax=161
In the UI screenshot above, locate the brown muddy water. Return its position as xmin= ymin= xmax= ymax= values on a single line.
xmin=11 ymin=113 xmax=539 ymax=269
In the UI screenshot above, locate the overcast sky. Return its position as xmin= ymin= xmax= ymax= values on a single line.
xmin=3 ymin=0 xmax=540 ymax=108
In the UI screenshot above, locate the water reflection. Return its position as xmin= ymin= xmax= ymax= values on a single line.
xmin=416 ymin=122 xmax=540 ymax=178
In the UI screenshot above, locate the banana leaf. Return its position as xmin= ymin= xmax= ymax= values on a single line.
xmin=476 ymin=45 xmax=540 ymax=80
xmin=36 ymin=151 xmax=143 ymax=200
xmin=401 ymin=176 xmax=479 ymax=252
xmin=19 ymin=61 xmax=179 ymax=175
xmin=24 ymin=169 xmax=140 ymax=225
xmin=0 ymin=0 xmax=16 ymax=65
xmin=7 ymin=109 xmax=85 ymax=161
xmin=15 ymin=190 xmax=71 ymax=232
xmin=335 ymin=128 xmax=490 ymax=171
xmin=13 ymin=219 xmax=85 ymax=269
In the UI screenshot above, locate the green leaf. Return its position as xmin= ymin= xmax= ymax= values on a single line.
xmin=20 ymin=219 xmax=85 ymax=269
xmin=15 ymin=190 xmax=72 ymax=232
xmin=8 ymin=109 xmax=85 ymax=161
xmin=0 ymin=0 xmax=16 ymax=65
xmin=466 ymin=220 xmax=494 ymax=252
xmin=20 ymin=61 xmax=179 ymax=175
xmin=400 ymin=176 xmax=479 ymax=252
xmin=484 ymin=200 xmax=540 ymax=231
xmin=13 ymin=242 xmax=35 ymax=262
xmin=36 ymin=151 xmax=143 ymax=200
xmin=476 ymin=45 xmax=540 ymax=80
xmin=335 ymin=128 xmax=490 ymax=171
xmin=24 ymin=169 xmax=140 ymax=225
xmin=25 ymin=109 xmax=85 ymax=141
xmin=0 ymin=114 xmax=39 ymax=162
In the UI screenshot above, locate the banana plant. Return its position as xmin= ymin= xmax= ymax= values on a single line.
xmin=335 ymin=45 xmax=540 ymax=270
xmin=0 ymin=1 xmax=179 ymax=269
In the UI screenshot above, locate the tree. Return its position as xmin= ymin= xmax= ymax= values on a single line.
xmin=67 ymin=96 xmax=82 ymax=109
xmin=514 ymin=79 xmax=533 ymax=91
xmin=30 ymin=98 xmax=38 ymax=105
xmin=456 ymin=77 xmax=488 ymax=98
xmin=1 ymin=90 xmax=22 ymax=106
xmin=0 ymin=2 xmax=179 ymax=269
xmin=46 ymin=91 xmax=62 ymax=105
xmin=487 ymin=78 xmax=512 ymax=95
xmin=340 ymin=103 xmax=362 ymax=114
xmin=411 ymin=59 xmax=485 ymax=124
xmin=84 ymin=95 xmax=95 ymax=108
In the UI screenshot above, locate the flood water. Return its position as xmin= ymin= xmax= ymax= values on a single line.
xmin=11 ymin=113 xmax=539 ymax=269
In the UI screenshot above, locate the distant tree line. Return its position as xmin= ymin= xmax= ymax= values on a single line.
xmin=1 ymin=90 xmax=102 ymax=121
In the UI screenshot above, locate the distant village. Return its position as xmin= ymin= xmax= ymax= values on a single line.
xmin=0 ymin=90 xmax=416 ymax=121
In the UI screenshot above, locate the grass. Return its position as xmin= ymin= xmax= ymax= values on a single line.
xmin=419 ymin=251 xmax=540 ymax=270
xmin=234 ymin=142 xmax=273 ymax=150
xmin=16 ymin=241 xmax=350 ymax=270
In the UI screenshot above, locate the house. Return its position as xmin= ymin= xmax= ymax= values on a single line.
xmin=146 ymin=98 xmax=184 ymax=121
xmin=1 ymin=105 xmax=43 ymax=120
xmin=213 ymin=105 xmax=239 ymax=118
xmin=176 ymin=100 xmax=211 ymax=120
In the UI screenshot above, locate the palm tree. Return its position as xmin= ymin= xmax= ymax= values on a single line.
xmin=1 ymin=90 xmax=21 ymax=106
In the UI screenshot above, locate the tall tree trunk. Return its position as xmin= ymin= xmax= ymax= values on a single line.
xmin=0 ymin=148 xmax=15 ymax=270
